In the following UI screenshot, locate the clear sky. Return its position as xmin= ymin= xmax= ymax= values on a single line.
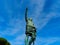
xmin=0 ymin=0 xmax=60 ymax=45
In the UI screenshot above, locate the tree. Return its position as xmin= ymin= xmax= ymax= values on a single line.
xmin=0 ymin=38 xmax=10 ymax=45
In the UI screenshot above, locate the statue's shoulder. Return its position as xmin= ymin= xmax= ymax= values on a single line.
xmin=26 ymin=18 xmax=30 ymax=21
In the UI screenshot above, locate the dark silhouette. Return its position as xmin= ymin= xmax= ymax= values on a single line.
xmin=0 ymin=38 xmax=10 ymax=45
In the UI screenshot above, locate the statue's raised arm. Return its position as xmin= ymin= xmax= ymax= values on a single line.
xmin=25 ymin=8 xmax=28 ymax=22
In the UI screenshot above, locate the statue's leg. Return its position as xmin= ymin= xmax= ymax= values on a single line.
xmin=25 ymin=34 xmax=29 ymax=45
xmin=29 ymin=33 xmax=36 ymax=45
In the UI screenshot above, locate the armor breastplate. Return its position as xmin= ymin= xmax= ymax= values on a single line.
xmin=27 ymin=20 xmax=34 ymax=27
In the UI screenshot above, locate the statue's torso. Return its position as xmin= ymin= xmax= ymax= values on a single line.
xmin=27 ymin=19 xmax=34 ymax=27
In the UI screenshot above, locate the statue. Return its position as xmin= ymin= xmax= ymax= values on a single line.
xmin=25 ymin=8 xmax=36 ymax=45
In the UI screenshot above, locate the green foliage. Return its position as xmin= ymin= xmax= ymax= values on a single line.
xmin=0 ymin=38 xmax=10 ymax=45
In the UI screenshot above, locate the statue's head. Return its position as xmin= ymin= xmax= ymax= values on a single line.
xmin=29 ymin=18 xmax=32 ymax=21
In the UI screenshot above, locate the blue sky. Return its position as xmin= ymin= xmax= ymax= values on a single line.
xmin=0 ymin=0 xmax=60 ymax=45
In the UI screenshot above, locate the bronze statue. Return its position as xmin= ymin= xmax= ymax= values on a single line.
xmin=25 ymin=8 xmax=36 ymax=45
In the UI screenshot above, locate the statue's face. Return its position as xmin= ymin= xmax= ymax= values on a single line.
xmin=29 ymin=18 xmax=32 ymax=21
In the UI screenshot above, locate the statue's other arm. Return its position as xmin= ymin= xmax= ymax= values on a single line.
xmin=25 ymin=8 xmax=28 ymax=22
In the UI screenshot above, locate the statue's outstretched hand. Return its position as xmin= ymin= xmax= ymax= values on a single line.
xmin=25 ymin=8 xmax=28 ymax=22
